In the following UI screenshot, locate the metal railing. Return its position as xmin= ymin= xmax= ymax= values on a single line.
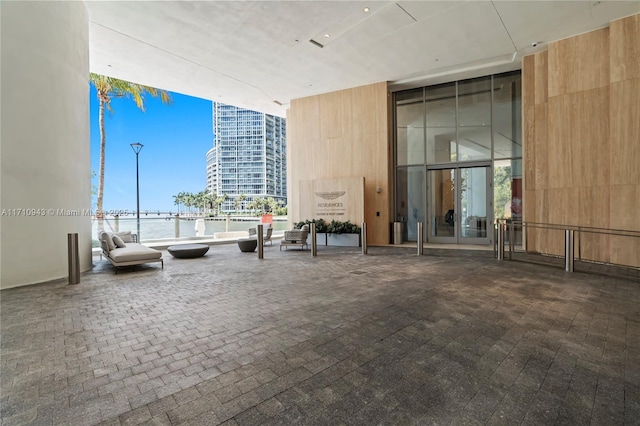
xmin=494 ymin=220 xmax=640 ymax=277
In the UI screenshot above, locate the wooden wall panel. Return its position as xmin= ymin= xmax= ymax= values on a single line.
xmin=577 ymin=186 xmax=610 ymax=228
xmin=523 ymin=13 xmax=639 ymax=266
xmin=534 ymin=51 xmax=548 ymax=105
xmin=548 ymin=27 xmax=610 ymax=97
xmin=610 ymin=13 xmax=640 ymax=82
xmin=522 ymin=55 xmax=535 ymax=108
xmin=547 ymin=96 xmax=572 ymax=188
xmin=523 ymin=189 xmax=537 ymax=249
xmin=609 ymin=185 xmax=640 ymax=267
xmin=533 ymin=104 xmax=548 ymax=190
xmin=570 ymin=88 xmax=610 ymax=188
xmin=610 ymin=79 xmax=640 ymax=185
xmin=320 ymin=90 xmax=349 ymax=141
xmin=577 ymin=186 xmax=611 ymax=263
xmin=288 ymin=82 xmax=390 ymax=245
xmin=524 ymin=106 xmax=536 ymax=190
xmin=533 ymin=189 xmax=549 ymax=254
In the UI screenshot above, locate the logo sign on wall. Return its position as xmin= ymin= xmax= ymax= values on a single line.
xmin=314 ymin=191 xmax=346 ymax=217
xmin=299 ymin=177 xmax=364 ymax=224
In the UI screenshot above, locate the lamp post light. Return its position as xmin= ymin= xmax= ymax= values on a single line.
xmin=130 ymin=143 xmax=143 ymax=240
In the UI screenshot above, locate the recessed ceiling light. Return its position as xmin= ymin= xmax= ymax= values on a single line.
xmin=324 ymin=33 xmax=330 ymax=38
xmin=363 ymin=7 xmax=370 ymax=12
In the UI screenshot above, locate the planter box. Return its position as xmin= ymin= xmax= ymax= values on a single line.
xmin=327 ymin=233 xmax=360 ymax=247
xmin=315 ymin=233 xmax=327 ymax=246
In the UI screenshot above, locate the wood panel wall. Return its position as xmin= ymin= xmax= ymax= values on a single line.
xmin=287 ymin=82 xmax=391 ymax=245
xmin=523 ymin=14 xmax=640 ymax=267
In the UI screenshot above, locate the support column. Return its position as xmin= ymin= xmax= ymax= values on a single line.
xmin=1 ymin=2 xmax=91 ymax=289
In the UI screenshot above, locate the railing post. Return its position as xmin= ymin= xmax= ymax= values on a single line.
xmin=565 ymin=229 xmax=574 ymax=272
xmin=577 ymin=226 xmax=582 ymax=261
xmin=417 ymin=222 xmax=423 ymax=255
xmin=497 ymin=221 xmax=505 ymax=260
xmin=174 ymin=214 xmax=180 ymax=238
xmin=311 ymin=222 xmax=317 ymax=257
xmin=361 ymin=222 xmax=367 ymax=255
xmin=257 ymin=224 xmax=264 ymax=259
xmin=509 ymin=221 xmax=514 ymax=259
xmin=114 ymin=214 xmax=120 ymax=232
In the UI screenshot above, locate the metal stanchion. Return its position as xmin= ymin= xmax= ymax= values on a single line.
xmin=361 ymin=222 xmax=367 ymax=255
xmin=68 ymin=233 xmax=80 ymax=284
xmin=497 ymin=221 xmax=505 ymax=260
xmin=174 ymin=214 xmax=180 ymax=238
xmin=565 ymin=229 xmax=574 ymax=272
xmin=114 ymin=214 xmax=120 ymax=232
xmin=257 ymin=224 xmax=264 ymax=259
xmin=417 ymin=222 xmax=423 ymax=255
xmin=311 ymin=223 xmax=317 ymax=257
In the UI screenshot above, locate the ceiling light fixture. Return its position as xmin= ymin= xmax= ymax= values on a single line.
xmin=324 ymin=33 xmax=330 ymax=38
xmin=363 ymin=7 xmax=370 ymax=12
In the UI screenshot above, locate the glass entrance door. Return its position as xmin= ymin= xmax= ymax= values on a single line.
xmin=428 ymin=166 xmax=491 ymax=244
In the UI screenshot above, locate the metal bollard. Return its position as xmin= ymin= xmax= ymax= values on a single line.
xmin=497 ymin=222 xmax=505 ymax=260
xmin=393 ymin=222 xmax=403 ymax=245
xmin=417 ymin=222 xmax=423 ymax=255
xmin=257 ymin=224 xmax=264 ymax=259
xmin=311 ymin=223 xmax=317 ymax=257
xmin=174 ymin=214 xmax=180 ymax=238
xmin=361 ymin=222 xmax=367 ymax=255
xmin=565 ymin=229 xmax=574 ymax=272
xmin=68 ymin=233 xmax=80 ymax=284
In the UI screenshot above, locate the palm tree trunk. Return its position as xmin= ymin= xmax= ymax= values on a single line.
xmin=97 ymin=95 xmax=106 ymax=230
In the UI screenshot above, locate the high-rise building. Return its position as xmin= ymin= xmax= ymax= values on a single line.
xmin=206 ymin=103 xmax=286 ymax=212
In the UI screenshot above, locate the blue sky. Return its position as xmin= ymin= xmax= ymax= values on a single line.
xmin=90 ymin=86 xmax=213 ymax=213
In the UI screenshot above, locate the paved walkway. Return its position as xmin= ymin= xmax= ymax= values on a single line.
xmin=1 ymin=244 xmax=639 ymax=425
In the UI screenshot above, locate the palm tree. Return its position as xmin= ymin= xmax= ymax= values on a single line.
xmin=90 ymin=73 xmax=171 ymax=226
xmin=234 ymin=193 xmax=248 ymax=213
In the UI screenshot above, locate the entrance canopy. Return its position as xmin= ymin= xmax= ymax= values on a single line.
xmin=86 ymin=1 xmax=639 ymax=117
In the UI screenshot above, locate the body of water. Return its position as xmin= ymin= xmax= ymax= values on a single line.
xmin=93 ymin=216 xmax=288 ymax=243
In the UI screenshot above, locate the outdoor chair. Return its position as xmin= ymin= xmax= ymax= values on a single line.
xmin=280 ymin=226 xmax=309 ymax=251
xmin=248 ymin=226 xmax=273 ymax=246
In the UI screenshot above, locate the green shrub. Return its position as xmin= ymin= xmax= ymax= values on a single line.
xmin=296 ymin=219 xmax=360 ymax=234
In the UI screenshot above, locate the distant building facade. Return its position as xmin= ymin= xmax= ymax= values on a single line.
xmin=206 ymin=103 xmax=286 ymax=212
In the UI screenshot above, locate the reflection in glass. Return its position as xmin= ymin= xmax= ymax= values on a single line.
xmin=458 ymin=127 xmax=491 ymax=162
xmin=494 ymin=159 xmax=522 ymax=245
xmin=396 ymin=89 xmax=424 ymax=165
xmin=493 ymin=71 xmax=522 ymax=159
xmin=429 ymin=169 xmax=455 ymax=237
xmin=396 ymin=167 xmax=425 ymax=241
xmin=427 ymin=127 xmax=456 ymax=163
xmin=458 ymin=76 xmax=491 ymax=127
xmin=426 ymin=82 xmax=456 ymax=163
xmin=459 ymin=167 xmax=487 ymax=239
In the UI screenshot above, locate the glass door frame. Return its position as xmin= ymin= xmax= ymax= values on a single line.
xmin=427 ymin=162 xmax=493 ymax=245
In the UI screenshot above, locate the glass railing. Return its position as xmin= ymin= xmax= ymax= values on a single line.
xmin=92 ymin=215 xmax=288 ymax=247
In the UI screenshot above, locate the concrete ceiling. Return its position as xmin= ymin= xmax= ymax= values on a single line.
xmin=87 ymin=1 xmax=640 ymax=117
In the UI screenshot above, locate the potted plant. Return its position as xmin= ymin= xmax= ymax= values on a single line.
xmin=295 ymin=218 xmax=328 ymax=245
xmin=326 ymin=220 xmax=361 ymax=247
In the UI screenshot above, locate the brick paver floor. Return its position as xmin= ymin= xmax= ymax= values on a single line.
xmin=1 ymin=243 xmax=639 ymax=425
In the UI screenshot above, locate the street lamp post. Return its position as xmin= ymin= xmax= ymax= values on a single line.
xmin=130 ymin=143 xmax=143 ymax=241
